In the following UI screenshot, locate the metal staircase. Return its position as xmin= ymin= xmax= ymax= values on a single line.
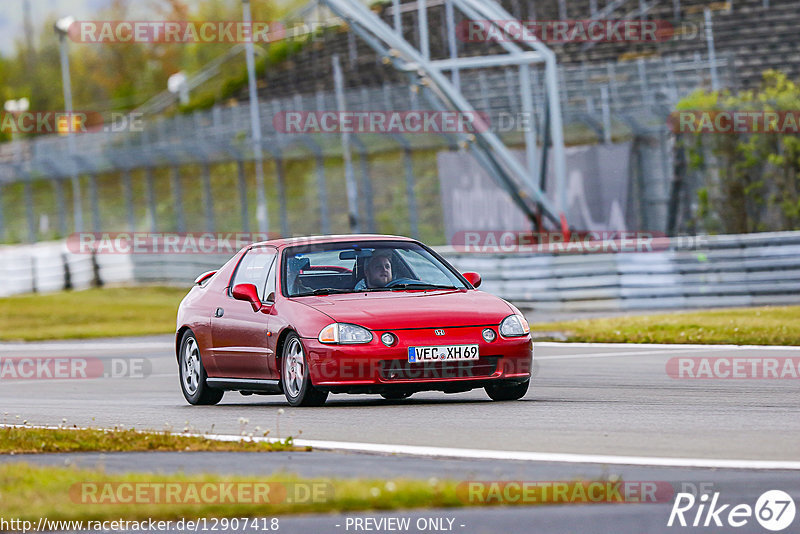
xmin=320 ymin=0 xmax=569 ymax=229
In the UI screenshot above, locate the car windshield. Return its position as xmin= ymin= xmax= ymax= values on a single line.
xmin=282 ymin=241 xmax=469 ymax=297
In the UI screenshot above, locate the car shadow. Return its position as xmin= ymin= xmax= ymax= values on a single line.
xmin=205 ymin=395 xmax=535 ymax=408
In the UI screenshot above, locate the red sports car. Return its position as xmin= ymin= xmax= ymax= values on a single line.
xmin=176 ymin=235 xmax=532 ymax=406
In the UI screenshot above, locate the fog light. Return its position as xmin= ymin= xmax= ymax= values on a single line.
xmin=482 ymin=328 xmax=496 ymax=342
xmin=381 ymin=332 xmax=396 ymax=346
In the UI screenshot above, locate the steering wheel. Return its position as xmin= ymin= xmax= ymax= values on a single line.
xmin=384 ymin=277 xmax=420 ymax=288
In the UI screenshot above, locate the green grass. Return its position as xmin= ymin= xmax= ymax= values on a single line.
xmin=0 ymin=462 xmax=613 ymax=521
xmin=532 ymin=306 xmax=800 ymax=345
xmin=0 ymin=286 xmax=186 ymax=341
xmin=4 ymin=288 xmax=799 ymax=345
xmin=0 ymin=427 xmax=299 ymax=454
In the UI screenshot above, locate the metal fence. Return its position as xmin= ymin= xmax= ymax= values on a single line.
xmin=0 ymin=50 xmax=729 ymax=245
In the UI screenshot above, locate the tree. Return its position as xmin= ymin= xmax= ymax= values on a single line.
xmin=675 ymin=71 xmax=800 ymax=233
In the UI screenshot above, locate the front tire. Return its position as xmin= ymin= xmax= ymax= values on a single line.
xmin=485 ymin=380 xmax=529 ymax=401
xmin=179 ymin=330 xmax=223 ymax=405
xmin=281 ymin=333 xmax=328 ymax=407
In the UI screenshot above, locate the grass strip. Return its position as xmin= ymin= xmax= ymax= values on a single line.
xmin=5 ymin=288 xmax=797 ymax=346
xmin=0 ymin=427 xmax=299 ymax=454
xmin=0 ymin=287 xmax=186 ymax=341
xmin=1 ymin=462 xmax=618 ymax=522
xmin=532 ymin=306 xmax=800 ymax=345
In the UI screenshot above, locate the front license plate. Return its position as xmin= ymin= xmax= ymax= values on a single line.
xmin=408 ymin=344 xmax=479 ymax=363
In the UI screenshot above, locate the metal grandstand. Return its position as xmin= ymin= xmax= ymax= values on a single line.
xmin=0 ymin=0 xmax=751 ymax=244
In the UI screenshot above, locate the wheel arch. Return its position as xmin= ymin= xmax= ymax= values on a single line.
xmin=175 ymin=326 xmax=193 ymax=361
xmin=274 ymin=326 xmax=299 ymax=377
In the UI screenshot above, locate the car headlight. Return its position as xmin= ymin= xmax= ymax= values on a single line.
xmin=318 ymin=323 xmax=373 ymax=344
xmin=499 ymin=314 xmax=530 ymax=337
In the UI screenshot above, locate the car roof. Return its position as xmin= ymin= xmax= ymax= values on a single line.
xmin=250 ymin=234 xmax=416 ymax=249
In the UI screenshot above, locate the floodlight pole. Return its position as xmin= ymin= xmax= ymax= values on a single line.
xmin=332 ymin=54 xmax=360 ymax=233
xmin=56 ymin=23 xmax=83 ymax=233
xmin=242 ymin=0 xmax=270 ymax=235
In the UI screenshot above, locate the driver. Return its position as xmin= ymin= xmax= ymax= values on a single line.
xmin=355 ymin=250 xmax=393 ymax=290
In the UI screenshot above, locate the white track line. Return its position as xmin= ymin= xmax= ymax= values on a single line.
xmin=536 ymin=341 xmax=800 ymax=351
xmin=536 ymin=348 xmax=712 ymax=360
xmin=5 ymin=424 xmax=800 ymax=470
xmin=175 ymin=434 xmax=800 ymax=470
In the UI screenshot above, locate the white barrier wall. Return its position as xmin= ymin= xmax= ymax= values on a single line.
xmin=1 ymin=232 xmax=800 ymax=312
xmin=0 ymin=246 xmax=33 ymax=297
xmin=0 ymin=241 xmax=87 ymax=297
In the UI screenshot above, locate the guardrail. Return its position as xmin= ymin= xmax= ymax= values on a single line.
xmin=444 ymin=232 xmax=800 ymax=311
xmin=2 ymin=232 xmax=800 ymax=312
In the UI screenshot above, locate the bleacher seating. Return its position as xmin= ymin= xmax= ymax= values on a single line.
xmin=251 ymin=0 xmax=800 ymax=101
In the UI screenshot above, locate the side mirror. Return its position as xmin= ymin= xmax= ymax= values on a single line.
xmin=462 ymin=271 xmax=482 ymax=288
xmin=232 ymin=283 xmax=262 ymax=312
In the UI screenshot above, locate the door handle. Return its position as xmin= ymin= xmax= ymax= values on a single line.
xmin=215 ymin=307 xmax=224 ymax=317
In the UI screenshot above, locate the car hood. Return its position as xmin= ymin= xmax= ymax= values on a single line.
xmin=296 ymin=290 xmax=513 ymax=330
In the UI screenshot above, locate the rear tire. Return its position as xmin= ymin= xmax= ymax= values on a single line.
xmin=281 ymin=333 xmax=328 ymax=407
xmin=485 ymin=380 xmax=529 ymax=401
xmin=179 ymin=330 xmax=224 ymax=405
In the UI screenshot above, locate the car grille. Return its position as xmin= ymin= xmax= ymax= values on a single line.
xmin=378 ymin=357 xmax=499 ymax=381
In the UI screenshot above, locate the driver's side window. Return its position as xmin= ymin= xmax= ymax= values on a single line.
xmin=230 ymin=247 xmax=277 ymax=301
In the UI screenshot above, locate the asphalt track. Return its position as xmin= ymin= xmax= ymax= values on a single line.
xmin=1 ymin=336 xmax=798 ymax=460
xmin=1 ymin=337 xmax=799 ymax=533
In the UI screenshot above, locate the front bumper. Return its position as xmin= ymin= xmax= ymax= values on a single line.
xmin=302 ymin=325 xmax=532 ymax=394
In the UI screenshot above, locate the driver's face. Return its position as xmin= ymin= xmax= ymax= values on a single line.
xmin=366 ymin=257 xmax=392 ymax=287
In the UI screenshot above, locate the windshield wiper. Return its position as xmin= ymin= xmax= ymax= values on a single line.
xmin=359 ymin=284 xmax=459 ymax=292
xmin=388 ymin=283 xmax=459 ymax=291
xmin=294 ymin=288 xmax=353 ymax=297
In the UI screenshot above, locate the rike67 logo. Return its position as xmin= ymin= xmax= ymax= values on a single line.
xmin=668 ymin=490 xmax=796 ymax=531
